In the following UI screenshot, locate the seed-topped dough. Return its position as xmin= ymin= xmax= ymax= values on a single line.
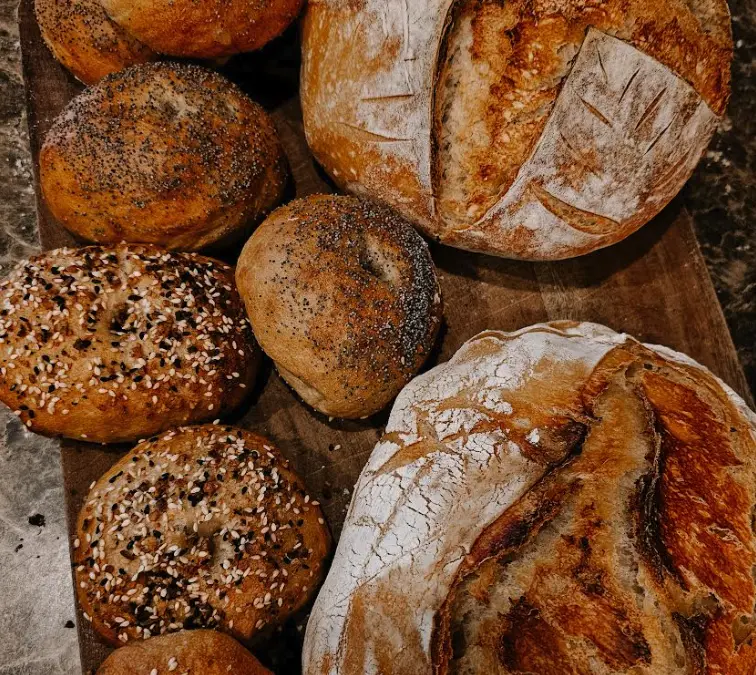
xmin=236 ymin=195 xmax=443 ymax=419
xmin=0 ymin=244 xmax=259 ymax=443
xmin=40 ymin=63 xmax=288 ymax=251
xmin=34 ymin=0 xmax=155 ymax=85
xmin=96 ymin=630 xmax=272 ymax=674
xmin=75 ymin=425 xmax=330 ymax=646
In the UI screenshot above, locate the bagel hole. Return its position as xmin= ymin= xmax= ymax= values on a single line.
xmin=358 ymin=234 xmax=401 ymax=287
xmin=109 ymin=304 xmax=130 ymax=334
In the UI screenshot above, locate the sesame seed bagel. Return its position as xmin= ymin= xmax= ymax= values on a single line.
xmin=96 ymin=630 xmax=272 ymax=674
xmin=75 ymin=425 xmax=330 ymax=647
xmin=236 ymin=195 xmax=443 ymax=419
xmin=0 ymin=244 xmax=259 ymax=443
xmin=100 ymin=0 xmax=304 ymax=58
xmin=40 ymin=63 xmax=288 ymax=252
xmin=34 ymin=0 xmax=155 ymax=85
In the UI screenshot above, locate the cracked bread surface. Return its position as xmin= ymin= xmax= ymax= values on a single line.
xmin=302 ymin=322 xmax=756 ymax=674
xmin=302 ymin=0 xmax=733 ymax=259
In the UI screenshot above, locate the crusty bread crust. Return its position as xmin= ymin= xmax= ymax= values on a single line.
xmin=0 ymin=244 xmax=259 ymax=443
xmin=301 ymin=0 xmax=733 ymax=260
xmin=34 ymin=0 xmax=155 ymax=85
xmin=236 ymin=195 xmax=442 ymax=419
xmin=96 ymin=630 xmax=272 ymax=674
xmin=75 ymin=426 xmax=330 ymax=647
xmin=100 ymin=0 xmax=304 ymax=58
xmin=40 ymin=63 xmax=288 ymax=252
xmin=302 ymin=322 xmax=756 ymax=674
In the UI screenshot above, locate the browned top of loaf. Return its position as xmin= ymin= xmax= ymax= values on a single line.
xmin=0 ymin=244 xmax=257 ymax=443
xmin=434 ymin=0 xmax=733 ymax=227
xmin=40 ymin=62 xmax=286 ymax=249
xmin=237 ymin=195 xmax=442 ymax=418
xmin=75 ymin=425 xmax=330 ymax=647
xmin=34 ymin=0 xmax=154 ymax=85
xmin=96 ymin=630 xmax=272 ymax=674
xmin=100 ymin=0 xmax=304 ymax=57
xmin=434 ymin=339 xmax=756 ymax=674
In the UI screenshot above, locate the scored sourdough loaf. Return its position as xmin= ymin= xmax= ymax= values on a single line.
xmin=96 ymin=630 xmax=272 ymax=674
xmin=40 ymin=63 xmax=288 ymax=251
xmin=303 ymin=322 xmax=756 ymax=674
xmin=0 ymin=244 xmax=259 ymax=443
xmin=301 ymin=0 xmax=733 ymax=260
xmin=75 ymin=425 xmax=330 ymax=646
xmin=34 ymin=0 xmax=155 ymax=85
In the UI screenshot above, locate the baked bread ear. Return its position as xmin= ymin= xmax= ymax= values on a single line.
xmin=0 ymin=244 xmax=258 ymax=443
xmin=303 ymin=322 xmax=756 ymax=674
xmin=96 ymin=630 xmax=271 ymax=674
xmin=75 ymin=425 xmax=330 ymax=646
xmin=236 ymin=195 xmax=442 ymax=419
xmin=301 ymin=0 xmax=733 ymax=260
xmin=40 ymin=63 xmax=288 ymax=251
xmin=34 ymin=0 xmax=154 ymax=85
xmin=100 ymin=0 xmax=304 ymax=58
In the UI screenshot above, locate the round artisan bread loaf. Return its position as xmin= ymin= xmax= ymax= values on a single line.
xmin=304 ymin=322 xmax=756 ymax=674
xmin=75 ymin=425 xmax=330 ymax=646
xmin=100 ymin=0 xmax=303 ymax=58
xmin=40 ymin=63 xmax=288 ymax=251
xmin=236 ymin=195 xmax=442 ymax=419
xmin=302 ymin=0 xmax=733 ymax=260
xmin=34 ymin=0 xmax=155 ymax=85
xmin=96 ymin=630 xmax=272 ymax=674
xmin=0 ymin=244 xmax=258 ymax=443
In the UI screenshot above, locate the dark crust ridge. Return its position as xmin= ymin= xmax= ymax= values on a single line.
xmin=433 ymin=342 xmax=756 ymax=674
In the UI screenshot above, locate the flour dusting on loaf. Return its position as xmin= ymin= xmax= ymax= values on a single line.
xmin=302 ymin=0 xmax=732 ymax=259
xmin=303 ymin=322 xmax=756 ymax=674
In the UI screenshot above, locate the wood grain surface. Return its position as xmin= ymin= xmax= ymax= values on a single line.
xmin=17 ymin=0 xmax=753 ymax=672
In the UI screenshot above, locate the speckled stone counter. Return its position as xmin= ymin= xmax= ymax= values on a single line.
xmin=0 ymin=0 xmax=754 ymax=673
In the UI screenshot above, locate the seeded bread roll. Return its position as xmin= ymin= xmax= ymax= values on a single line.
xmin=75 ymin=425 xmax=330 ymax=647
xmin=40 ymin=63 xmax=288 ymax=252
xmin=34 ymin=0 xmax=155 ymax=85
xmin=0 ymin=245 xmax=258 ymax=443
xmin=236 ymin=195 xmax=442 ymax=419
xmin=100 ymin=0 xmax=303 ymax=58
xmin=302 ymin=0 xmax=733 ymax=260
xmin=304 ymin=322 xmax=756 ymax=675
xmin=97 ymin=631 xmax=272 ymax=674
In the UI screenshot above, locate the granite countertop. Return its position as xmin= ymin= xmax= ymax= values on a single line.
xmin=0 ymin=0 xmax=754 ymax=673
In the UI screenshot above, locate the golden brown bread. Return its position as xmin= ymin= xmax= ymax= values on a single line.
xmin=34 ymin=0 xmax=155 ymax=85
xmin=40 ymin=63 xmax=287 ymax=251
xmin=302 ymin=0 xmax=733 ymax=260
xmin=0 ymin=244 xmax=258 ymax=443
xmin=303 ymin=322 xmax=756 ymax=674
xmin=75 ymin=425 xmax=330 ymax=647
xmin=100 ymin=0 xmax=304 ymax=58
xmin=96 ymin=630 xmax=272 ymax=674
xmin=236 ymin=195 xmax=442 ymax=419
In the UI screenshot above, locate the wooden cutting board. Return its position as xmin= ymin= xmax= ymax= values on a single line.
xmin=18 ymin=1 xmax=753 ymax=672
